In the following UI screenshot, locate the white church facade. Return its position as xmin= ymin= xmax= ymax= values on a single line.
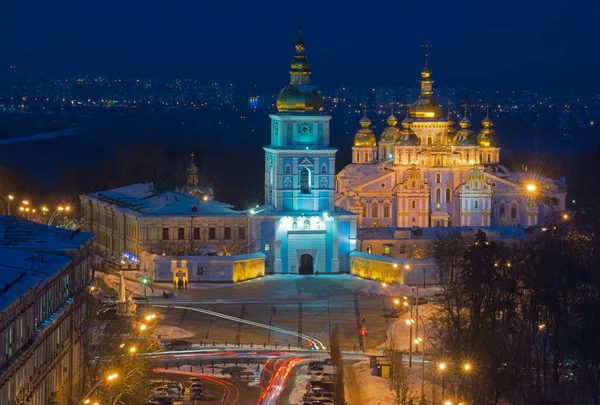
xmin=336 ymin=52 xmax=567 ymax=231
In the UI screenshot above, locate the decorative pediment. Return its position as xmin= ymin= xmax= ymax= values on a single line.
xmin=299 ymin=157 xmax=313 ymax=166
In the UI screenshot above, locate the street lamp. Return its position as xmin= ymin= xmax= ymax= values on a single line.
xmin=129 ymin=346 xmax=137 ymax=354
xmin=438 ymin=362 xmax=447 ymax=397
xmin=139 ymin=324 xmax=147 ymax=332
xmin=463 ymin=363 xmax=471 ymax=372
xmin=0 ymin=194 xmax=15 ymax=215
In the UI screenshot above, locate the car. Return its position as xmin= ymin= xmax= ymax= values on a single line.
xmin=410 ymin=297 xmax=428 ymax=305
xmin=308 ymin=367 xmax=324 ymax=375
xmin=165 ymin=339 xmax=192 ymax=350
xmin=190 ymin=383 xmax=204 ymax=390
xmin=190 ymin=389 xmax=204 ymax=399
xmin=152 ymin=386 xmax=179 ymax=399
xmin=189 ymin=377 xmax=203 ymax=384
xmin=163 ymin=382 xmax=181 ymax=394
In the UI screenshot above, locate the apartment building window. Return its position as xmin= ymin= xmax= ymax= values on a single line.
xmin=193 ymin=227 xmax=200 ymax=240
xmin=224 ymin=227 xmax=231 ymax=240
xmin=162 ymin=228 xmax=169 ymax=240
xmin=208 ymin=227 xmax=216 ymax=240
xmin=239 ymin=227 xmax=246 ymax=239
xmin=178 ymin=228 xmax=185 ymax=240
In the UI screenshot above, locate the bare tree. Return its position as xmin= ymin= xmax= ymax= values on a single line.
xmin=330 ymin=324 xmax=346 ymax=405
xmin=386 ymin=331 xmax=411 ymax=405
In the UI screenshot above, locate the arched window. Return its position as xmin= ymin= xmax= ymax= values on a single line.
xmin=435 ymin=188 xmax=441 ymax=203
xmin=356 ymin=152 xmax=360 ymax=162
xmin=436 ymin=157 xmax=441 ymax=166
xmin=364 ymin=152 xmax=369 ymax=162
xmin=479 ymin=153 xmax=483 ymax=163
xmin=427 ymin=137 xmax=432 ymax=146
xmin=303 ymin=220 xmax=310 ymax=230
xmin=300 ymin=168 xmax=310 ymax=194
xmin=411 ymin=200 xmax=416 ymax=209
xmin=445 ymin=188 xmax=451 ymax=203
xmin=407 ymin=152 xmax=412 ymax=164
xmin=292 ymin=222 xmax=298 ymax=230
xmin=474 ymin=200 xmax=479 ymax=209
xmin=487 ymin=153 xmax=491 ymax=163
xmin=383 ymin=204 xmax=390 ymax=218
xmin=285 ymin=163 xmax=291 ymax=175
xmin=362 ymin=204 xmax=367 ymax=217
xmin=466 ymin=152 xmax=470 ymax=162
xmin=366 ymin=245 xmax=372 ymax=254
xmin=315 ymin=221 xmax=321 ymax=230
xmin=435 ymin=220 xmax=440 ymax=227
xmin=371 ymin=203 xmax=378 ymax=218
xmin=336 ymin=180 xmax=339 ymax=193
xmin=412 ymin=181 xmax=416 ymax=188
xmin=321 ymin=163 xmax=327 ymax=174
xmin=436 ymin=173 xmax=441 ymax=183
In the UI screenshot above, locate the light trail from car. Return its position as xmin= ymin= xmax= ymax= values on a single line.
xmin=153 ymin=304 xmax=327 ymax=349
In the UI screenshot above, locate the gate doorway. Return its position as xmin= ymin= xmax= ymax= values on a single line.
xmin=299 ymin=254 xmax=314 ymax=275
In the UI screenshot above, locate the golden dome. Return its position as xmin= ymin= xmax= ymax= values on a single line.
xmin=409 ymin=97 xmax=445 ymax=119
xmin=353 ymin=116 xmax=377 ymax=147
xmin=397 ymin=114 xmax=420 ymax=146
xmin=478 ymin=116 xmax=499 ymax=147
xmin=277 ymin=85 xmax=324 ymax=113
xmin=454 ymin=117 xmax=477 ymax=146
xmin=276 ymin=29 xmax=324 ymax=114
xmin=380 ymin=113 xmax=400 ymax=143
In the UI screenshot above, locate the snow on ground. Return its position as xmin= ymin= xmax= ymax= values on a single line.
xmin=97 ymin=271 xmax=164 ymax=297
xmin=352 ymin=360 xmax=397 ymax=404
xmin=288 ymin=364 xmax=318 ymax=404
xmin=156 ymin=362 xmax=260 ymax=381
xmin=188 ymin=342 xmax=304 ymax=350
xmin=358 ymin=280 xmax=442 ymax=297
xmin=156 ymin=326 xmax=194 ymax=339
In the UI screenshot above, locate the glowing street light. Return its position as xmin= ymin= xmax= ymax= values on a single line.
xmin=439 ymin=362 xmax=446 ymax=370
xmin=129 ymin=346 xmax=137 ymax=354
xmin=139 ymin=324 xmax=147 ymax=332
xmin=526 ymin=183 xmax=536 ymax=192
xmin=463 ymin=363 xmax=472 ymax=372
xmin=106 ymin=372 xmax=119 ymax=381
xmin=393 ymin=299 xmax=400 ymax=305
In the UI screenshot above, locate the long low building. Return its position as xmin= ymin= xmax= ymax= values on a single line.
xmin=0 ymin=216 xmax=94 ymax=404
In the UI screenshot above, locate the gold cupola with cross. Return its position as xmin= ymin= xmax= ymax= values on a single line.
xmin=409 ymin=41 xmax=445 ymax=120
xmin=276 ymin=19 xmax=324 ymax=114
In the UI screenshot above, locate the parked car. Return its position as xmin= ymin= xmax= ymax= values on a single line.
xmin=190 ymin=383 xmax=204 ymax=391
xmin=189 ymin=377 xmax=203 ymax=385
xmin=190 ymin=388 xmax=204 ymax=399
xmin=152 ymin=386 xmax=179 ymax=399
xmin=410 ymin=297 xmax=428 ymax=305
xmin=163 ymin=382 xmax=181 ymax=394
xmin=165 ymin=339 xmax=193 ymax=350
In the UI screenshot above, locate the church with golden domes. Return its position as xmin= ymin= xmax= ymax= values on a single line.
xmin=336 ymin=46 xmax=567 ymax=230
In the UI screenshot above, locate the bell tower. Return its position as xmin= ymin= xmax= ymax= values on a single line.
xmin=264 ymin=23 xmax=336 ymax=213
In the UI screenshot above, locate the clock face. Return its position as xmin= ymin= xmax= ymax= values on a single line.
xmin=298 ymin=123 xmax=312 ymax=135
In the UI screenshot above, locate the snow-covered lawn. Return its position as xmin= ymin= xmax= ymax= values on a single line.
xmin=352 ymin=360 xmax=397 ymax=404
xmin=289 ymin=365 xmax=318 ymax=404
xmin=156 ymin=326 xmax=194 ymax=339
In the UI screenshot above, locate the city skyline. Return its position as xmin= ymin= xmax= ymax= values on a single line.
xmin=1 ymin=0 xmax=599 ymax=89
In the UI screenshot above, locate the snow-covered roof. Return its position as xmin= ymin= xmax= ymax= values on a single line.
xmin=0 ymin=247 xmax=70 ymax=312
xmin=0 ymin=216 xmax=93 ymax=253
xmin=337 ymin=163 xmax=390 ymax=189
xmin=85 ymin=183 xmax=246 ymax=218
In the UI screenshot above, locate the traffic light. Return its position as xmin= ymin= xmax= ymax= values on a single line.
xmin=360 ymin=326 xmax=368 ymax=337
xmin=141 ymin=277 xmax=148 ymax=285
xmin=309 ymin=341 xmax=315 ymax=350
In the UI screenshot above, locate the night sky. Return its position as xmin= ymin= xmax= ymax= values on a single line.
xmin=1 ymin=0 xmax=599 ymax=89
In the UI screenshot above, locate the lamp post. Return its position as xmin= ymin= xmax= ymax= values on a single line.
xmin=0 ymin=194 xmax=14 ymax=215
xmin=48 ymin=205 xmax=71 ymax=226
xmin=82 ymin=372 xmax=119 ymax=403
